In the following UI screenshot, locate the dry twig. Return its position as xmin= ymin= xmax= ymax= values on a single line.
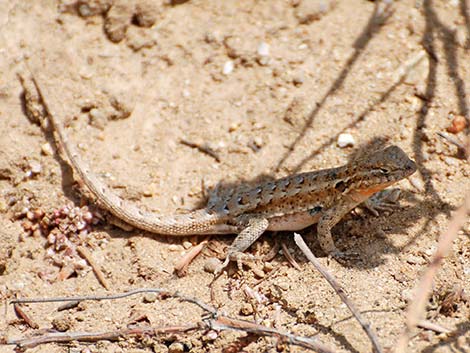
xmin=180 ymin=138 xmax=221 ymax=162
xmin=8 ymin=287 xmax=335 ymax=352
xmin=281 ymin=241 xmax=301 ymax=270
xmin=395 ymin=191 xmax=470 ymax=353
xmin=294 ymin=233 xmax=383 ymax=353
xmin=77 ymin=246 xmax=109 ymax=290
xmin=13 ymin=304 xmax=38 ymax=329
xmin=174 ymin=239 xmax=209 ymax=277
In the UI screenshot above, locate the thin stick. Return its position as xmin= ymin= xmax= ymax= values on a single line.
xmin=294 ymin=233 xmax=383 ymax=353
xmin=7 ymin=288 xmax=336 ymax=352
xmin=6 ymin=324 xmax=199 ymax=349
xmin=10 ymin=288 xmax=217 ymax=314
xmin=281 ymin=241 xmax=301 ymax=270
xmin=395 ymin=191 xmax=470 ymax=353
xmin=417 ymin=320 xmax=450 ymax=334
xmin=13 ymin=304 xmax=38 ymax=329
xmin=180 ymin=138 xmax=221 ymax=162
xmin=210 ymin=316 xmax=336 ymax=353
xmin=77 ymin=246 xmax=110 ymax=290
xmin=436 ymin=132 xmax=468 ymax=159
xmin=174 ymin=239 xmax=209 ymax=277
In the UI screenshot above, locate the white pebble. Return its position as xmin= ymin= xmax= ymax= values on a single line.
xmin=168 ymin=244 xmax=181 ymax=251
xmin=29 ymin=161 xmax=42 ymax=174
xmin=337 ymin=133 xmax=355 ymax=148
xmin=41 ymin=143 xmax=53 ymax=156
xmin=222 ymin=60 xmax=234 ymax=75
xmin=257 ymin=42 xmax=270 ymax=56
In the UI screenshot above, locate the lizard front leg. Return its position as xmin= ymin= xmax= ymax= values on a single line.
xmin=317 ymin=198 xmax=359 ymax=258
xmin=215 ymin=217 xmax=269 ymax=275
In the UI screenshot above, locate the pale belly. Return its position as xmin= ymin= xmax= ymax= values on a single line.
xmin=267 ymin=211 xmax=322 ymax=231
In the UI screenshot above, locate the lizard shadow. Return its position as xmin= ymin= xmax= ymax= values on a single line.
xmin=183 ymin=138 xmax=425 ymax=270
xmin=18 ymin=87 xmax=78 ymax=204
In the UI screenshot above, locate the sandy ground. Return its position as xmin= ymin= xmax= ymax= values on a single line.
xmin=1 ymin=0 xmax=470 ymax=352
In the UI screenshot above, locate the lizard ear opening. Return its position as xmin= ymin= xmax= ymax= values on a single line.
xmin=335 ymin=181 xmax=347 ymax=192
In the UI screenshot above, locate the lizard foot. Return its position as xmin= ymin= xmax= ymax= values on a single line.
xmin=363 ymin=188 xmax=401 ymax=216
xmin=213 ymin=252 xmax=259 ymax=277
xmin=329 ymin=250 xmax=360 ymax=264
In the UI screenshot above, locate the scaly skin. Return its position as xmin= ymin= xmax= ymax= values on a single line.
xmin=23 ymin=67 xmax=417 ymax=269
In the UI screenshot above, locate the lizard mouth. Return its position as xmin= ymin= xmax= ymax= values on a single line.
xmin=405 ymin=159 xmax=418 ymax=176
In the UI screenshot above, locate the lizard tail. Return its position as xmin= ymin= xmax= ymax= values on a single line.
xmin=26 ymin=67 xmax=225 ymax=236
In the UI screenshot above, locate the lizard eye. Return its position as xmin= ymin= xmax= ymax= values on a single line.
xmin=379 ymin=167 xmax=390 ymax=174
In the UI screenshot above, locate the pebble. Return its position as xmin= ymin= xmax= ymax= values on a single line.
xmin=257 ymin=42 xmax=270 ymax=56
xmin=203 ymin=257 xmax=221 ymax=274
xmin=240 ymin=303 xmax=254 ymax=316
xmin=89 ymin=108 xmax=107 ymax=130
xmin=29 ymin=161 xmax=42 ymax=175
xmin=401 ymin=288 xmax=414 ymax=302
xmin=292 ymin=72 xmax=305 ymax=86
xmin=222 ymin=60 xmax=234 ymax=75
xmin=168 ymin=342 xmax=185 ymax=353
xmin=41 ymin=143 xmax=53 ymax=156
xmin=406 ymin=254 xmax=425 ymax=265
xmin=408 ymin=176 xmax=424 ymax=191
xmin=205 ymin=330 xmax=218 ymax=340
xmin=143 ymin=293 xmax=158 ymax=303
xmin=295 ymin=0 xmax=337 ymax=24
xmin=337 ymin=133 xmax=355 ymax=148
xmin=182 ymin=241 xmax=192 ymax=249
xmin=444 ymin=157 xmax=458 ymax=166
xmin=77 ymin=3 xmax=92 ymax=17
xmin=446 ymin=114 xmax=467 ymax=134
xmin=168 ymin=244 xmax=181 ymax=251
xmin=253 ymin=136 xmax=264 ymax=148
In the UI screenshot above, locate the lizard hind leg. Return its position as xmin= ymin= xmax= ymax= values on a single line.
xmin=214 ymin=217 xmax=269 ymax=276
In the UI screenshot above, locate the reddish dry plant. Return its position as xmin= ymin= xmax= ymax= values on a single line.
xmin=19 ymin=203 xmax=103 ymax=280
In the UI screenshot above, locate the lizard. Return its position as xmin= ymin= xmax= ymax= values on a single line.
xmin=23 ymin=70 xmax=417 ymax=273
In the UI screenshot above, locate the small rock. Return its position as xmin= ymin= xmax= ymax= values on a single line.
xmin=406 ymin=255 xmax=425 ymax=265
xmin=253 ymin=136 xmax=264 ymax=148
xmin=446 ymin=114 xmax=467 ymax=134
xmin=222 ymin=60 xmax=234 ymax=75
xmin=408 ymin=176 xmax=424 ymax=191
xmin=337 ymin=133 xmax=355 ymax=148
xmin=126 ymin=27 xmax=157 ymax=51
xmin=444 ymin=157 xmax=458 ymax=166
xmin=257 ymin=42 xmax=270 ymax=56
xmin=143 ymin=293 xmax=158 ymax=303
xmin=168 ymin=244 xmax=181 ymax=251
xmin=168 ymin=342 xmax=185 ymax=353
xmin=104 ymin=2 xmax=132 ymax=43
xmin=29 ymin=161 xmax=42 ymax=175
xmin=77 ymin=3 xmax=92 ymax=17
xmin=182 ymin=241 xmax=192 ymax=249
xmin=292 ymin=72 xmax=305 ymax=86
xmin=239 ymin=303 xmax=253 ymax=316
xmin=41 ymin=142 xmax=53 ymax=156
xmin=401 ymin=288 xmax=414 ymax=302
xmin=295 ymin=0 xmax=337 ymax=24
xmin=252 ymin=267 xmax=265 ymax=278
xmin=204 ymin=330 xmax=218 ymax=341
xmin=134 ymin=1 xmax=158 ymax=28
xmin=203 ymin=257 xmax=221 ymax=274
xmin=89 ymin=108 xmax=107 ymax=130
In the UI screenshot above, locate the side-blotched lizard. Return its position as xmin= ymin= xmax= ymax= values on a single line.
xmin=24 ymin=71 xmax=417 ymax=271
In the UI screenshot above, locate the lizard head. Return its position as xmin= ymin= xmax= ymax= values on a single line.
xmin=352 ymin=145 xmax=417 ymax=187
